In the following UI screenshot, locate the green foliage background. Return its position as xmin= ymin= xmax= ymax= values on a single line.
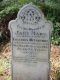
xmin=0 ymin=0 xmax=60 ymax=46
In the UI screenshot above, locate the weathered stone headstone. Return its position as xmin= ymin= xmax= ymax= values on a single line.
xmin=9 ymin=4 xmax=53 ymax=80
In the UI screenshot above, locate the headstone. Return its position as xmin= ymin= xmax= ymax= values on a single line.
xmin=9 ymin=4 xmax=53 ymax=80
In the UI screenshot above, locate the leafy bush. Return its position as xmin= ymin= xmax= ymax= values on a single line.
xmin=56 ymin=70 xmax=60 ymax=80
xmin=0 ymin=4 xmax=20 ymax=46
xmin=45 ymin=1 xmax=60 ymax=45
xmin=52 ymin=22 xmax=60 ymax=45
xmin=0 ymin=5 xmax=20 ymax=21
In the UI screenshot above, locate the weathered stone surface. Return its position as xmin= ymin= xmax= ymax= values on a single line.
xmin=9 ymin=3 xmax=53 ymax=80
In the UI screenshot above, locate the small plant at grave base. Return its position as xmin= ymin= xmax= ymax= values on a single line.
xmin=56 ymin=70 xmax=60 ymax=80
xmin=0 ymin=66 xmax=4 ymax=76
xmin=0 ymin=58 xmax=11 ymax=80
xmin=6 ymin=76 xmax=12 ymax=80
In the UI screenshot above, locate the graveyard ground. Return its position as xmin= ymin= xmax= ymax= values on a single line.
xmin=0 ymin=43 xmax=60 ymax=80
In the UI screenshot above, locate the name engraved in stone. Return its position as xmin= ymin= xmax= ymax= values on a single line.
xmin=15 ymin=29 xmax=47 ymax=37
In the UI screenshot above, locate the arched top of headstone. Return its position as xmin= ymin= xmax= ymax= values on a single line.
xmin=9 ymin=3 xmax=53 ymax=33
xmin=17 ymin=3 xmax=44 ymax=23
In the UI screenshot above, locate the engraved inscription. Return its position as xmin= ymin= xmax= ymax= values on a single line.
xmin=12 ymin=27 xmax=49 ymax=63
